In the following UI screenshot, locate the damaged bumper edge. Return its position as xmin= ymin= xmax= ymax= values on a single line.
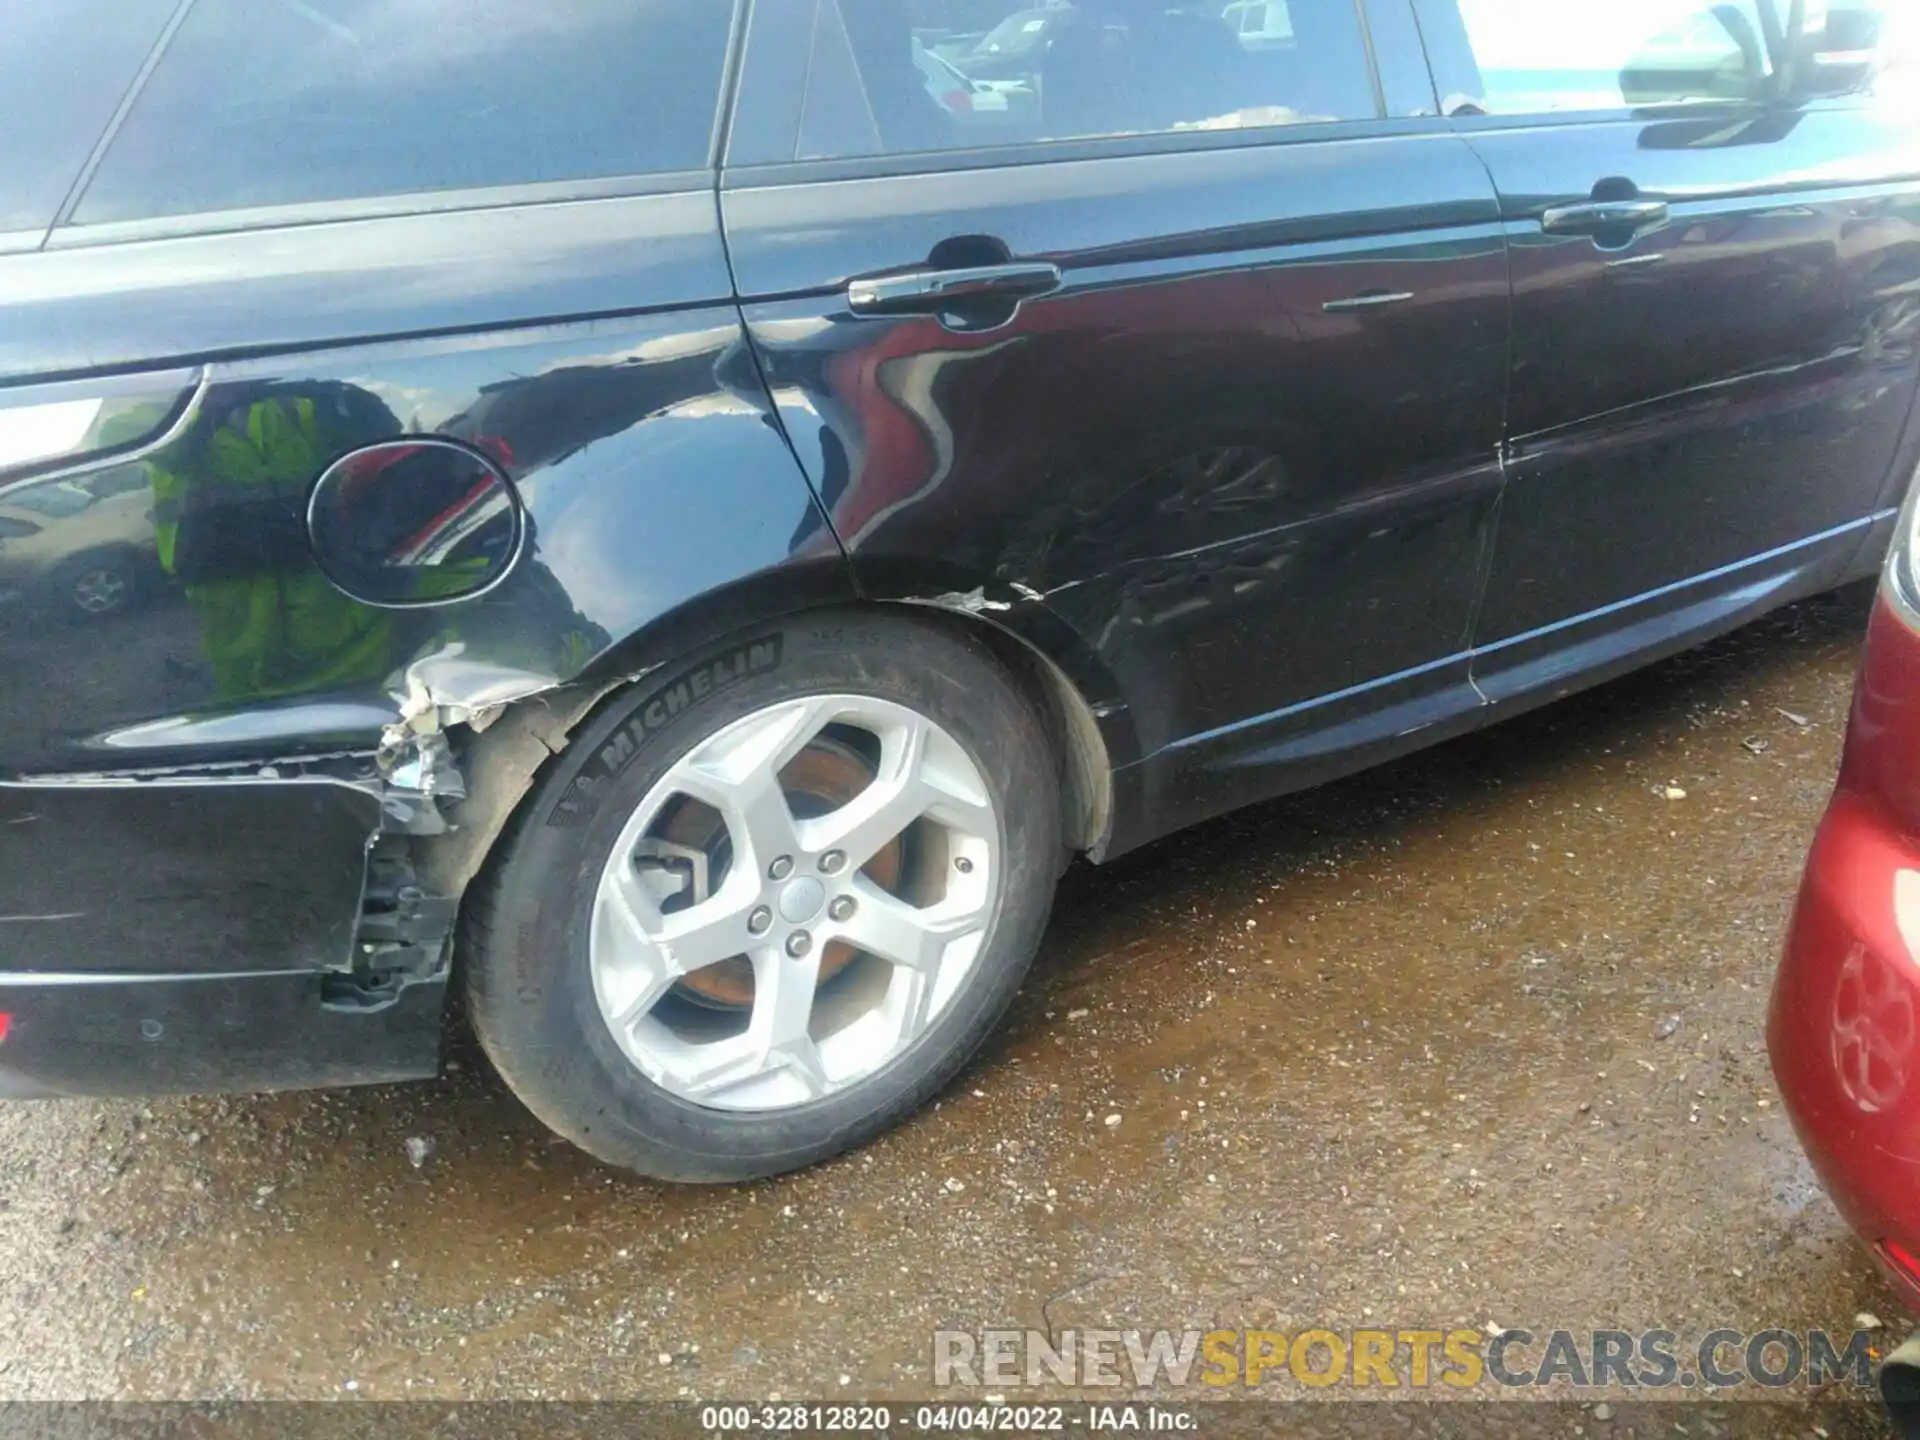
xmin=0 ymin=654 xmax=641 ymax=1098
xmin=0 ymin=771 xmax=443 ymax=1096
xmin=374 ymin=647 xmax=569 ymax=809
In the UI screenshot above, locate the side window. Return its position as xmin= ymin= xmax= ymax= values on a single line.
xmin=816 ymin=0 xmax=1379 ymax=161
xmin=73 ymin=0 xmax=736 ymax=227
xmin=0 ymin=0 xmax=175 ymax=235
xmin=1893 ymin=3 xmax=1918 ymax=67
xmin=1793 ymin=2 xmax=1911 ymax=95
xmin=1434 ymin=0 xmax=1785 ymax=115
xmin=1894 ymin=10 xmax=1918 ymax=85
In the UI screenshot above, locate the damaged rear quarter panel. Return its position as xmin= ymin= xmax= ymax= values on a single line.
xmin=0 ymin=310 xmax=854 ymax=988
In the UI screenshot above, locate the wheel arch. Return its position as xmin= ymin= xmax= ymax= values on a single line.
xmin=883 ymin=598 xmax=1118 ymax=861
xmin=565 ymin=563 xmax=1133 ymax=860
xmin=417 ymin=568 xmax=1132 ymax=931
xmin=840 ymin=554 xmax=1143 ymax=862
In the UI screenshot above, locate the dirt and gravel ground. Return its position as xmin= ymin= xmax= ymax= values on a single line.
xmin=0 ymin=587 xmax=1902 ymax=1429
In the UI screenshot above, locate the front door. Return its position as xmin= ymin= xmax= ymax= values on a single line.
xmin=1415 ymin=0 xmax=1920 ymax=695
xmin=722 ymin=0 xmax=1515 ymax=839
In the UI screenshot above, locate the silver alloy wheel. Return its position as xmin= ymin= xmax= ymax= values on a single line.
xmin=72 ymin=567 xmax=127 ymax=614
xmin=588 ymin=693 xmax=1001 ymax=1112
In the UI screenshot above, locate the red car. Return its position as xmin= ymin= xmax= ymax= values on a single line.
xmin=1772 ymin=486 xmax=1920 ymax=1417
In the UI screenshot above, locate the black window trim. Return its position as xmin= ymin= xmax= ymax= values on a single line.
xmin=711 ymin=0 xmax=758 ymax=170
xmin=1437 ymin=97 xmax=1781 ymax=132
xmin=722 ymin=112 xmax=1450 ymax=191
xmin=40 ymin=0 xmax=750 ymax=252
xmin=1366 ymin=0 xmax=1446 ymax=115
xmin=40 ymin=169 xmax=720 ymax=255
xmin=1350 ymin=0 xmax=1392 ymax=118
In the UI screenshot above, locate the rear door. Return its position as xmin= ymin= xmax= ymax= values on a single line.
xmin=1415 ymin=0 xmax=1920 ymax=694
xmin=723 ymin=0 xmax=1514 ymax=836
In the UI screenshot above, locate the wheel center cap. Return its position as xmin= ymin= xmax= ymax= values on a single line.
xmin=777 ymin=876 xmax=826 ymax=924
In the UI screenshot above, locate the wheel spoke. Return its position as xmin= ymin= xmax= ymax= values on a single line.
xmin=674 ymin=949 xmax=828 ymax=1104
xmin=796 ymin=763 xmax=925 ymax=874
xmin=752 ymin=946 xmax=823 ymax=1049
xmin=835 ymin=879 xmax=987 ymax=974
xmin=675 ymin=1032 xmax=830 ymax=1104
xmin=675 ymin=1034 xmax=773 ymax=1100
xmin=604 ymin=962 xmax=681 ymax=1032
xmin=674 ymin=755 xmax=805 ymax=882
xmin=654 ymin=892 xmax=762 ymax=973
xmin=773 ymin=1033 xmax=832 ymax=1099
xmin=603 ymin=860 xmax=760 ymax=975
xmin=596 ymin=868 xmax=687 ymax=1028
xmin=678 ymin=697 xmax=828 ymax=793
xmin=798 ymin=715 xmax=994 ymax=868
xmin=602 ymin=857 xmax=669 ymax=941
xmin=915 ymin=742 xmax=997 ymax=841
xmin=756 ymin=949 xmax=828 ymax=1091
xmin=888 ymin=963 xmax=938 ymax=1048
xmin=731 ymin=766 xmax=806 ymax=879
xmin=668 ymin=696 xmax=840 ymax=881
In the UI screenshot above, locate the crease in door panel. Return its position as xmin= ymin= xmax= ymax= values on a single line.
xmin=1445 ymin=128 xmax=1514 ymax=689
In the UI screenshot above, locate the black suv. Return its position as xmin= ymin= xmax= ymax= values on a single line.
xmin=0 ymin=0 xmax=1914 ymax=1181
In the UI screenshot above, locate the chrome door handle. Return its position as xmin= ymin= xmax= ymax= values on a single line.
xmin=1539 ymin=199 xmax=1671 ymax=236
xmin=847 ymin=262 xmax=1063 ymax=316
xmin=1323 ymin=291 xmax=1416 ymax=313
